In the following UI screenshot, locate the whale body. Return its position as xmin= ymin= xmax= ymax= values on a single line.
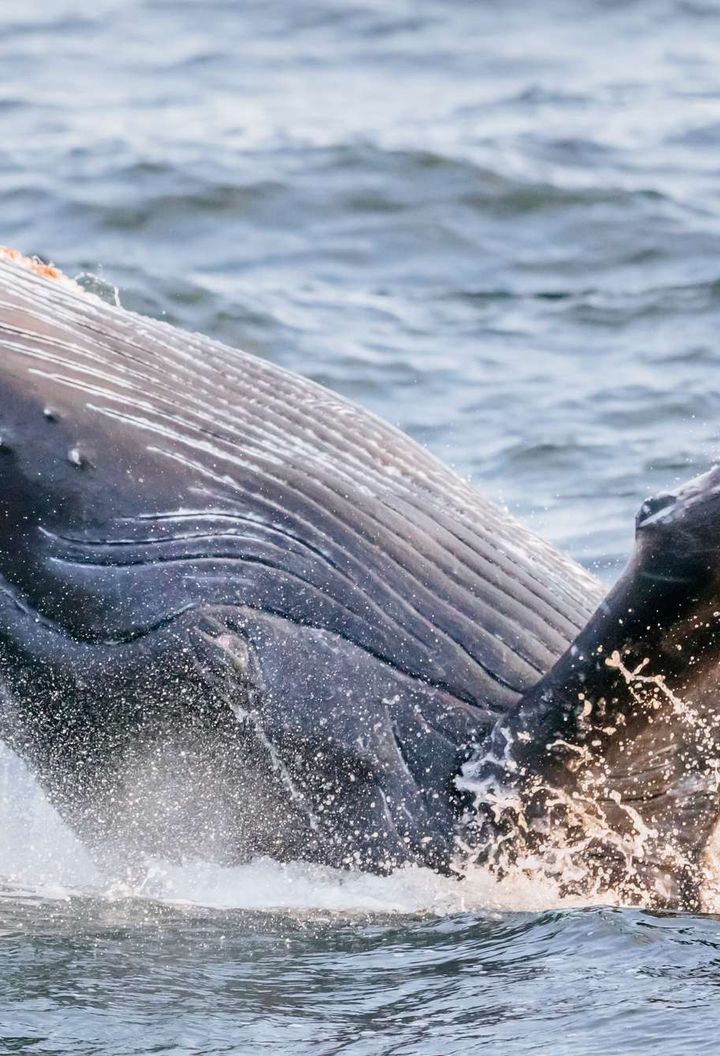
xmin=0 ymin=251 xmax=717 ymax=908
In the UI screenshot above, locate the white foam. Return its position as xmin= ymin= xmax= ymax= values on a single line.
xmin=0 ymin=742 xmax=600 ymax=916
xmin=107 ymin=857 xmax=593 ymax=915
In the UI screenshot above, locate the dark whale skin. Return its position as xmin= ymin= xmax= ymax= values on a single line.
xmin=0 ymin=257 xmax=601 ymax=873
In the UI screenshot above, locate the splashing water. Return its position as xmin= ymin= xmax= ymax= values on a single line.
xmin=0 ymin=741 xmax=605 ymax=917
xmin=458 ymin=652 xmax=720 ymax=911
xmin=4 ymin=648 xmax=718 ymax=916
xmin=0 ymin=742 xmax=102 ymax=896
xmin=74 ymin=270 xmax=122 ymax=307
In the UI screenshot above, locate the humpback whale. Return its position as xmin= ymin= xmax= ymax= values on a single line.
xmin=0 ymin=248 xmax=717 ymax=909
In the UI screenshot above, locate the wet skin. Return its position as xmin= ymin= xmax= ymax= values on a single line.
xmin=0 ymin=254 xmax=717 ymax=907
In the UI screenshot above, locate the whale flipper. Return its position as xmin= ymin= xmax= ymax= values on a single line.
xmin=460 ymin=467 xmax=720 ymax=908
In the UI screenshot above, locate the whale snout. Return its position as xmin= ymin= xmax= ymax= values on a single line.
xmin=635 ymin=491 xmax=678 ymax=530
xmin=636 ymin=464 xmax=720 ymax=535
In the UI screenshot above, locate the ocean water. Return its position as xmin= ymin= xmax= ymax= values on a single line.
xmin=2 ymin=0 xmax=720 ymax=1052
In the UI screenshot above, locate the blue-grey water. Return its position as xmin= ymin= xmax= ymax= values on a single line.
xmin=2 ymin=0 xmax=720 ymax=1052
